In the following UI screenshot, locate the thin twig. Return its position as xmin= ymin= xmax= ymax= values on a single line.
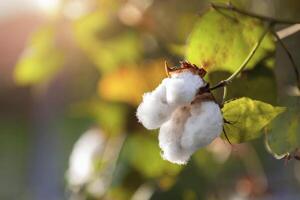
xmin=210 ymin=25 xmax=271 ymax=91
xmin=222 ymin=86 xmax=227 ymax=105
xmin=272 ymin=30 xmax=300 ymax=89
xmin=222 ymin=126 xmax=232 ymax=145
xmin=213 ymin=4 xmax=239 ymax=23
xmin=211 ymin=2 xmax=300 ymax=24
xmin=277 ymin=24 xmax=300 ymax=39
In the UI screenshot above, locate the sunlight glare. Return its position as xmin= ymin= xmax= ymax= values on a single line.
xmin=34 ymin=0 xmax=60 ymax=16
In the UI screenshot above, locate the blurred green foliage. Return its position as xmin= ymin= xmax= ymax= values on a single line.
xmin=14 ymin=26 xmax=65 ymax=85
xmin=121 ymin=133 xmax=182 ymax=178
xmin=74 ymin=12 xmax=142 ymax=73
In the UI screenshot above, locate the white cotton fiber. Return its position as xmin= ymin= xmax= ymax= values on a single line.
xmin=137 ymin=71 xmax=205 ymax=130
xmin=67 ymin=129 xmax=104 ymax=186
xmin=137 ymin=66 xmax=223 ymax=165
xmin=136 ymin=79 xmax=176 ymax=129
xmin=159 ymin=99 xmax=223 ymax=164
xmin=159 ymin=106 xmax=192 ymax=164
xmin=166 ymin=71 xmax=205 ymax=105
xmin=181 ymin=101 xmax=223 ymax=152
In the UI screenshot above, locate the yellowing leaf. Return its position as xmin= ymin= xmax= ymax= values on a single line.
xmin=98 ymin=60 xmax=166 ymax=106
xmin=265 ymin=107 xmax=300 ymax=158
xmin=14 ymin=26 xmax=64 ymax=85
xmin=222 ymin=97 xmax=285 ymax=143
xmin=185 ymin=9 xmax=275 ymax=72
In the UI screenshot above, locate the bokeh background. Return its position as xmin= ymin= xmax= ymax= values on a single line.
xmin=1 ymin=0 xmax=300 ymax=199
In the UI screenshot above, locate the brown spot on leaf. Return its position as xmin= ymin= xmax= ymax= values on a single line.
xmin=202 ymin=59 xmax=214 ymax=70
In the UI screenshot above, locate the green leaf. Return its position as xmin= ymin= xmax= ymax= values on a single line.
xmin=222 ymin=97 xmax=285 ymax=143
xmin=265 ymin=107 xmax=300 ymax=158
xmin=121 ymin=134 xmax=182 ymax=178
xmin=14 ymin=26 xmax=64 ymax=86
xmin=185 ymin=8 xmax=275 ymax=73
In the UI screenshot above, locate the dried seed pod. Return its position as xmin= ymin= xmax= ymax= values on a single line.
xmin=165 ymin=60 xmax=207 ymax=78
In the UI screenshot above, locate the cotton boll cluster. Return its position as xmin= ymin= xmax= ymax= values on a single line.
xmin=136 ymin=61 xmax=224 ymax=164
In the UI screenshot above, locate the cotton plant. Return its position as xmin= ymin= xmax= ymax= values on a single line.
xmin=136 ymin=61 xmax=223 ymax=164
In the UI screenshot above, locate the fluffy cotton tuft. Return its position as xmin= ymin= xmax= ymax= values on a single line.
xmin=136 ymin=79 xmax=176 ymax=129
xmin=158 ymin=106 xmax=192 ymax=164
xmin=166 ymin=71 xmax=205 ymax=105
xmin=181 ymin=100 xmax=223 ymax=152
xmin=158 ymin=100 xmax=223 ymax=164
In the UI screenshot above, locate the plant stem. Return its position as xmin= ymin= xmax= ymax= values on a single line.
xmin=210 ymin=26 xmax=271 ymax=91
xmin=211 ymin=2 xmax=300 ymax=24
xmin=272 ymin=30 xmax=300 ymax=89
xmin=277 ymin=24 xmax=300 ymax=39
xmin=222 ymin=86 xmax=227 ymax=105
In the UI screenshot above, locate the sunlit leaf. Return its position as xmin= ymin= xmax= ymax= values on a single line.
xmin=222 ymin=97 xmax=285 ymax=143
xmin=265 ymin=106 xmax=300 ymax=158
xmin=122 ymin=133 xmax=182 ymax=178
xmin=14 ymin=26 xmax=64 ymax=85
xmin=98 ymin=59 xmax=166 ymax=106
xmin=185 ymin=9 xmax=275 ymax=72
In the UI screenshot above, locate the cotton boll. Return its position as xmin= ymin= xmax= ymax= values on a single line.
xmin=137 ymin=78 xmax=176 ymax=129
xmin=137 ymin=61 xmax=223 ymax=165
xmin=166 ymin=71 xmax=205 ymax=105
xmin=67 ymin=128 xmax=105 ymax=187
xmin=159 ymin=106 xmax=193 ymax=164
xmin=181 ymin=100 xmax=223 ymax=153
